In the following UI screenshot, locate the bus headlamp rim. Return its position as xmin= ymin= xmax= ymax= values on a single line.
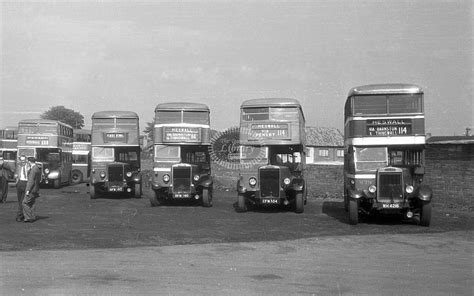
xmin=44 ymin=168 xmax=50 ymax=174
xmin=163 ymin=174 xmax=170 ymax=183
xmin=405 ymin=185 xmax=414 ymax=194
xmin=193 ymin=174 xmax=200 ymax=182
xmin=283 ymin=177 xmax=291 ymax=185
xmin=368 ymin=185 xmax=377 ymax=193
xmin=99 ymin=171 xmax=106 ymax=179
xmin=126 ymin=171 xmax=132 ymax=178
xmin=249 ymin=177 xmax=257 ymax=187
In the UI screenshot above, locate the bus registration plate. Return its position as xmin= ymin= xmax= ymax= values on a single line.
xmin=109 ymin=187 xmax=123 ymax=192
xmin=174 ymin=193 xmax=189 ymax=198
xmin=262 ymin=199 xmax=278 ymax=204
xmin=382 ymin=203 xmax=400 ymax=209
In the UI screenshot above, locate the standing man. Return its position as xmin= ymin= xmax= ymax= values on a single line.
xmin=23 ymin=157 xmax=41 ymax=223
xmin=15 ymin=155 xmax=30 ymax=222
xmin=0 ymin=156 xmax=13 ymax=203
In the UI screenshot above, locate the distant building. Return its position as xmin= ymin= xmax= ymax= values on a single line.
xmin=305 ymin=127 xmax=344 ymax=165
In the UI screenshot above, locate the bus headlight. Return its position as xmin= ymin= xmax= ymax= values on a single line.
xmin=405 ymin=185 xmax=414 ymax=194
xmin=249 ymin=177 xmax=257 ymax=187
xmin=126 ymin=171 xmax=132 ymax=178
xmin=350 ymin=179 xmax=355 ymax=185
xmin=99 ymin=171 xmax=106 ymax=179
xmin=193 ymin=174 xmax=200 ymax=182
xmin=283 ymin=178 xmax=291 ymax=185
xmin=163 ymin=174 xmax=170 ymax=183
xmin=368 ymin=185 xmax=377 ymax=193
xmin=44 ymin=168 xmax=50 ymax=174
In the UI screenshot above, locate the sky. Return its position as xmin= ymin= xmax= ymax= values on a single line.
xmin=1 ymin=0 xmax=472 ymax=136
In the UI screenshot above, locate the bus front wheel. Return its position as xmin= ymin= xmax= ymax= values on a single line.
xmin=150 ymin=191 xmax=164 ymax=207
xmin=89 ymin=184 xmax=98 ymax=199
xmin=71 ymin=170 xmax=83 ymax=184
xmin=237 ymin=193 xmax=247 ymax=212
xmin=420 ymin=201 xmax=432 ymax=227
xmin=202 ymin=188 xmax=213 ymax=207
xmin=348 ymin=198 xmax=359 ymax=225
xmin=295 ymin=192 xmax=304 ymax=213
xmin=53 ymin=178 xmax=61 ymax=189
xmin=134 ymin=184 xmax=142 ymax=198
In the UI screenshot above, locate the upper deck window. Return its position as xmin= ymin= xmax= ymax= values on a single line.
xmin=19 ymin=123 xmax=57 ymax=134
xmin=270 ymin=107 xmax=299 ymax=121
xmin=92 ymin=118 xmax=114 ymax=129
xmin=353 ymin=96 xmax=387 ymax=115
xmin=388 ymin=95 xmax=422 ymax=113
xmin=242 ymin=107 xmax=299 ymax=122
xmin=156 ymin=111 xmax=181 ymax=124
xmin=116 ymin=118 xmax=137 ymax=128
xmin=182 ymin=111 xmax=209 ymax=125
xmin=352 ymin=94 xmax=422 ymax=115
xmin=0 ymin=130 xmax=17 ymax=139
xmin=242 ymin=107 xmax=269 ymax=121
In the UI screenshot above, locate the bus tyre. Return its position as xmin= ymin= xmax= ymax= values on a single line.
xmin=89 ymin=185 xmax=98 ymax=199
xmin=420 ymin=201 xmax=432 ymax=227
xmin=344 ymin=195 xmax=349 ymax=212
xmin=134 ymin=184 xmax=142 ymax=198
xmin=237 ymin=193 xmax=247 ymax=212
xmin=348 ymin=198 xmax=359 ymax=225
xmin=53 ymin=178 xmax=61 ymax=189
xmin=202 ymin=188 xmax=212 ymax=207
xmin=295 ymin=192 xmax=304 ymax=213
xmin=71 ymin=170 xmax=83 ymax=184
xmin=150 ymin=191 xmax=163 ymax=207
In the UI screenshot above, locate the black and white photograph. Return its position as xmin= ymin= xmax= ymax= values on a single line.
xmin=0 ymin=1 xmax=472 ymax=295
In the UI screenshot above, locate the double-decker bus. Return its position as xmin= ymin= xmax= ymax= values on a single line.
xmin=150 ymin=103 xmax=213 ymax=207
xmin=89 ymin=111 xmax=142 ymax=199
xmin=0 ymin=126 xmax=18 ymax=182
xmin=344 ymin=83 xmax=432 ymax=226
xmin=237 ymin=98 xmax=306 ymax=213
xmin=17 ymin=119 xmax=73 ymax=188
xmin=72 ymin=129 xmax=91 ymax=184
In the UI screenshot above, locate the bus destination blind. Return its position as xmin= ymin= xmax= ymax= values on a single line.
xmin=163 ymin=127 xmax=201 ymax=142
xmin=249 ymin=123 xmax=290 ymax=140
xmin=366 ymin=119 xmax=412 ymax=136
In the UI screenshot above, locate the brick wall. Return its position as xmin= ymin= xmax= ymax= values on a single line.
xmin=305 ymin=164 xmax=344 ymax=198
xmin=424 ymin=144 xmax=473 ymax=210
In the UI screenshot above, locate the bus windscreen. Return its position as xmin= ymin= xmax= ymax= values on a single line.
xmin=154 ymin=145 xmax=180 ymax=161
xmin=354 ymin=147 xmax=388 ymax=171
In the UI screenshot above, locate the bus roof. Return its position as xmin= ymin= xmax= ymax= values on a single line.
xmin=348 ymin=84 xmax=423 ymax=97
xmin=18 ymin=119 xmax=73 ymax=128
xmin=241 ymin=98 xmax=302 ymax=108
xmin=92 ymin=111 xmax=139 ymax=119
xmin=155 ymin=102 xmax=210 ymax=112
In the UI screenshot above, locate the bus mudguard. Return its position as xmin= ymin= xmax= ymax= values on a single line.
xmin=132 ymin=172 xmax=141 ymax=183
xmin=416 ymin=185 xmax=432 ymax=202
xmin=198 ymin=175 xmax=213 ymax=188
xmin=348 ymin=189 xmax=364 ymax=199
xmin=290 ymin=178 xmax=305 ymax=192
